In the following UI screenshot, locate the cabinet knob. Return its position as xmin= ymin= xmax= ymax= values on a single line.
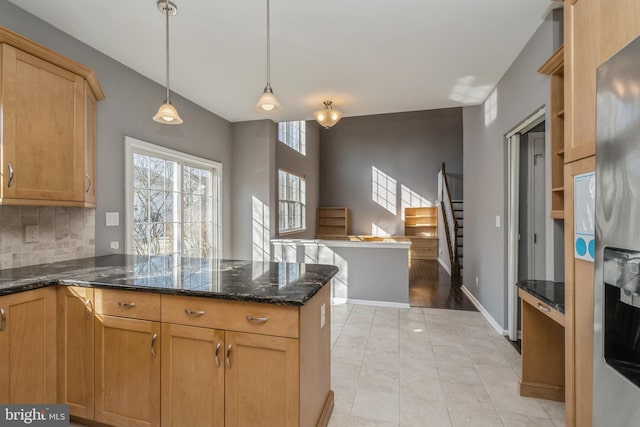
xmin=537 ymin=303 xmax=551 ymax=313
xmin=246 ymin=316 xmax=269 ymax=324
xmin=151 ymin=333 xmax=158 ymax=357
xmin=185 ymin=309 xmax=205 ymax=317
xmin=7 ymin=163 xmax=14 ymax=188
xmin=226 ymin=344 xmax=232 ymax=368
xmin=117 ymin=302 xmax=136 ymax=308
xmin=215 ymin=342 xmax=221 ymax=368
xmin=85 ymin=175 xmax=92 ymax=193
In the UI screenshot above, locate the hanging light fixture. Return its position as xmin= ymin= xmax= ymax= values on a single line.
xmin=254 ymin=0 xmax=282 ymax=114
xmin=313 ymin=101 xmax=343 ymax=129
xmin=153 ymin=0 xmax=183 ymax=125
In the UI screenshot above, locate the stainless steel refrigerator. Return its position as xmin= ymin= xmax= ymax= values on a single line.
xmin=594 ymin=35 xmax=640 ymax=426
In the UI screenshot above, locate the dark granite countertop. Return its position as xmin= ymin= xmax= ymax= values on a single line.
xmin=516 ymin=280 xmax=565 ymax=314
xmin=0 ymin=255 xmax=339 ymax=306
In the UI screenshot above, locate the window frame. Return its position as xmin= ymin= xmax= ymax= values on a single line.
xmin=278 ymin=168 xmax=306 ymax=234
xmin=124 ymin=136 xmax=223 ymax=259
xmin=277 ymin=120 xmax=307 ymax=156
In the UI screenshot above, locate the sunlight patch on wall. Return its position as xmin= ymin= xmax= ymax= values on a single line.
xmin=484 ymin=87 xmax=498 ymax=127
xmin=252 ymin=196 xmax=270 ymax=264
xmin=372 ymin=166 xmax=397 ymax=215
xmin=372 ymin=223 xmax=391 ymax=237
xmin=400 ymin=185 xmax=432 ymax=219
xmin=449 ymin=76 xmax=493 ymax=104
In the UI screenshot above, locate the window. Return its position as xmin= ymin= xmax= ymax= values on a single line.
xmin=278 ymin=121 xmax=306 ymax=155
xmin=278 ymin=170 xmax=306 ymax=233
xmin=125 ymin=137 xmax=222 ymax=260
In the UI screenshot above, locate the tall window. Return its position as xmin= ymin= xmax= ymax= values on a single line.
xmin=278 ymin=121 xmax=306 ymax=155
xmin=125 ymin=137 xmax=222 ymax=259
xmin=279 ymin=170 xmax=306 ymax=233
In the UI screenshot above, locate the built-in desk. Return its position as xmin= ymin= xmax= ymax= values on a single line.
xmin=517 ymin=280 xmax=565 ymax=402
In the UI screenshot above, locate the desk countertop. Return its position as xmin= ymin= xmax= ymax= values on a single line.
xmin=517 ymin=280 xmax=564 ymax=314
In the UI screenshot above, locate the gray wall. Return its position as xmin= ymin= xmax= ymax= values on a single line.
xmin=230 ymin=120 xmax=276 ymax=260
xmin=319 ymin=109 xmax=463 ymax=236
xmin=0 ymin=0 xmax=233 ymax=257
xmin=462 ymin=12 xmax=563 ymax=328
xmin=275 ymin=122 xmax=320 ymax=239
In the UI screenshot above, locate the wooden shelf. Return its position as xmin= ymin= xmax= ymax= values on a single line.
xmin=404 ymin=207 xmax=437 ymax=241
xmin=550 ymin=209 xmax=565 ymax=219
xmin=316 ymin=207 xmax=348 ymax=238
xmin=539 ymin=45 xmax=565 ymax=220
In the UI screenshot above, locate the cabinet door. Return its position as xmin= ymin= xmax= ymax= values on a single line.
xmin=161 ymin=324 xmax=224 ymax=427
xmin=225 ymin=331 xmax=299 ymax=427
xmin=564 ymin=156 xmax=595 ymax=427
xmin=1 ymin=44 xmax=85 ymax=203
xmin=57 ymin=286 xmax=94 ymax=419
xmin=0 ymin=288 xmax=57 ymax=403
xmin=95 ymin=315 xmax=160 ymax=427
xmin=564 ymin=0 xmax=600 ymax=162
xmin=84 ymin=81 xmax=97 ymax=206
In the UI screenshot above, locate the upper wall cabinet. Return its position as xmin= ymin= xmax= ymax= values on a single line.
xmin=564 ymin=0 xmax=600 ymax=163
xmin=0 ymin=27 xmax=104 ymax=207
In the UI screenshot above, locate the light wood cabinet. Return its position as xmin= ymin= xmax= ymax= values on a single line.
xmin=404 ymin=206 xmax=437 ymax=237
xmin=94 ymin=315 xmax=161 ymax=427
xmin=57 ymin=286 xmax=94 ymax=419
xmin=539 ymin=46 xmax=565 ymax=219
xmin=316 ymin=207 xmax=348 ymax=238
xmin=564 ymin=156 xmax=595 ymax=427
xmin=0 ymin=287 xmax=57 ymax=404
xmin=225 ymin=331 xmax=299 ymax=427
xmin=564 ymin=0 xmax=600 ymax=163
xmin=0 ymin=26 xmax=103 ymax=207
xmin=161 ymin=323 xmax=225 ymax=427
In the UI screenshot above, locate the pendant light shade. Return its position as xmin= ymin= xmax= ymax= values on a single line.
xmin=153 ymin=0 xmax=183 ymax=125
xmin=254 ymin=0 xmax=282 ymax=114
xmin=313 ymin=101 xmax=343 ymax=129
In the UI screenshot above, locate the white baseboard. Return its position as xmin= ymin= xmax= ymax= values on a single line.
xmin=438 ymin=257 xmax=451 ymax=275
xmin=460 ymin=285 xmax=507 ymax=336
xmin=332 ymin=298 xmax=411 ymax=309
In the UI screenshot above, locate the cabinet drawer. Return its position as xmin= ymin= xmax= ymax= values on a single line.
xmin=94 ymin=289 xmax=160 ymax=321
xmin=161 ymin=295 xmax=299 ymax=338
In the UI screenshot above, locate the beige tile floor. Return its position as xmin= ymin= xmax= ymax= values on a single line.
xmin=72 ymin=303 xmax=565 ymax=427
xmin=328 ymin=303 xmax=565 ymax=427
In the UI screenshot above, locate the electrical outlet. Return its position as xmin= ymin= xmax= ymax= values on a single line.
xmin=439 ymin=248 xmax=443 ymax=255
xmin=110 ymin=241 xmax=120 ymax=250
xmin=320 ymin=303 xmax=326 ymax=328
xmin=476 ymin=276 xmax=479 ymax=288
xmin=24 ymin=225 xmax=39 ymax=243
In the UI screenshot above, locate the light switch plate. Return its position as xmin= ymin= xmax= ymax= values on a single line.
xmin=495 ymin=215 xmax=501 ymax=228
xmin=105 ymin=212 xmax=120 ymax=227
xmin=110 ymin=241 xmax=120 ymax=250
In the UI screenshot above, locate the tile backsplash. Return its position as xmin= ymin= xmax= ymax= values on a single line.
xmin=0 ymin=206 xmax=95 ymax=269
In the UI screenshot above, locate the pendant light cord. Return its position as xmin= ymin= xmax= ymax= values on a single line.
xmin=165 ymin=0 xmax=171 ymax=102
xmin=266 ymin=0 xmax=271 ymax=87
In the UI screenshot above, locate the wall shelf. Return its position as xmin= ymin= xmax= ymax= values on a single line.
xmin=316 ymin=207 xmax=348 ymax=238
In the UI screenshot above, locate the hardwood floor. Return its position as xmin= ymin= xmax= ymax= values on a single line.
xmin=409 ymin=260 xmax=476 ymax=311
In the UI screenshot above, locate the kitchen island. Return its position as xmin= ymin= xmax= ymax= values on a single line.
xmin=0 ymin=255 xmax=338 ymax=427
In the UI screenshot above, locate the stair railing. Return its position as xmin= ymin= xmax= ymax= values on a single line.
xmin=439 ymin=162 xmax=461 ymax=285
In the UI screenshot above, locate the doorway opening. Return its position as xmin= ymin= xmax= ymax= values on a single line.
xmin=506 ymin=108 xmax=546 ymax=342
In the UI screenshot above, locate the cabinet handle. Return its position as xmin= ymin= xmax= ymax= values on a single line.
xmin=226 ymin=344 xmax=232 ymax=368
xmin=215 ymin=342 xmax=221 ymax=368
xmin=117 ymin=302 xmax=136 ymax=308
xmin=84 ymin=299 xmax=92 ymax=319
xmin=537 ymin=303 xmax=551 ymax=313
xmin=151 ymin=333 xmax=158 ymax=357
xmin=7 ymin=163 xmax=14 ymax=188
xmin=246 ymin=316 xmax=269 ymax=324
xmin=85 ymin=175 xmax=92 ymax=193
xmin=185 ymin=309 xmax=205 ymax=317
xmin=0 ymin=308 xmax=5 ymax=332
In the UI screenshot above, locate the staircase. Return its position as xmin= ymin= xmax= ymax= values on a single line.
xmin=452 ymin=200 xmax=463 ymax=280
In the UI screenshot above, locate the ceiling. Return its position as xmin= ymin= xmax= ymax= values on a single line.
xmin=8 ymin=0 xmax=554 ymax=123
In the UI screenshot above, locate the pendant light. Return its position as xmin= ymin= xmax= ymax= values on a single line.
xmin=313 ymin=101 xmax=343 ymax=129
xmin=153 ymin=0 xmax=183 ymax=125
xmin=254 ymin=0 xmax=282 ymax=114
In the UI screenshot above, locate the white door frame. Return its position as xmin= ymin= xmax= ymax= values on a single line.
xmin=506 ymin=107 xmax=545 ymax=341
